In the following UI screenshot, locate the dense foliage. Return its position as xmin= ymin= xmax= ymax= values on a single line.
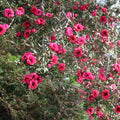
xmin=0 ymin=0 xmax=120 ymax=120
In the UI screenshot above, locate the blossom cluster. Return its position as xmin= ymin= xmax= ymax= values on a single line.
xmin=23 ymin=73 xmax=42 ymax=90
xmin=1 ymin=0 xmax=120 ymax=119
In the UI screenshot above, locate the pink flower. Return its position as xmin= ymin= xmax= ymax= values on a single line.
xmin=31 ymin=5 xmax=37 ymax=15
xmin=83 ymin=71 xmax=95 ymax=80
xmin=74 ymin=13 xmax=78 ymax=17
xmin=0 ymin=24 xmax=7 ymax=36
xmin=29 ymin=79 xmax=38 ymax=90
xmin=87 ymin=107 xmax=94 ymax=115
xmin=85 ymin=3 xmax=89 ymax=9
xmin=110 ymin=84 xmax=117 ymax=91
xmin=77 ymin=69 xmax=83 ymax=77
xmin=86 ymin=35 xmax=90 ymax=40
xmin=117 ymin=40 xmax=120 ymax=45
xmin=26 ymin=55 xmax=37 ymax=65
xmin=50 ymin=35 xmax=56 ymax=41
xmin=110 ymin=18 xmax=113 ymax=21
xmin=87 ymin=94 xmax=95 ymax=102
xmin=23 ymin=21 xmax=31 ymax=28
xmin=36 ymin=76 xmax=42 ymax=84
xmin=115 ymin=18 xmax=119 ymax=22
xmin=80 ymin=6 xmax=86 ymax=11
xmin=66 ymin=12 xmax=72 ymax=18
xmin=89 ymin=116 xmax=93 ymax=119
xmin=75 ymin=2 xmax=79 ymax=6
xmin=111 ymin=23 xmax=114 ymax=28
xmin=100 ymin=16 xmax=108 ymax=23
xmin=102 ymin=89 xmax=110 ymax=100
xmin=65 ymin=27 xmax=73 ymax=36
xmin=23 ymin=29 xmax=31 ymax=38
xmin=22 ymin=52 xmax=37 ymax=65
xmin=35 ymin=18 xmax=45 ymax=25
xmin=3 ymin=24 xmax=9 ymax=30
xmin=23 ymin=73 xmax=42 ymax=89
xmin=77 ymin=77 xmax=83 ymax=83
xmin=49 ymin=42 xmax=58 ymax=52
xmin=91 ymin=11 xmax=97 ymax=16
xmin=101 ymin=29 xmax=109 ymax=37
xmin=115 ymin=105 xmax=120 ymax=114
xmin=58 ymin=63 xmax=66 ymax=71
xmin=22 ymin=52 xmax=33 ymax=61
xmin=95 ymin=5 xmax=99 ymax=9
xmin=30 ymin=73 xmax=42 ymax=84
xmin=102 ymin=8 xmax=108 ymax=14
xmin=76 ymin=36 xmax=86 ymax=46
xmin=74 ymin=47 xmax=83 ymax=57
xmin=74 ymin=6 xmax=78 ymax=10
xmin=68 ymin=35 xmax=76 ymax=43
xmin=99 ymin=72 xmax=106 ymax=82
xmin=23 ymin=75 xmax=31 ymax=84
xmin=31 ymin=28 xmax=36 ymax=33
xmin=45 ymin=12 xmax=53 ymax=18
xmin=16 ymin=7 xmax=25 ymax=16
xmin=35 ymin=9 xmax=43 ymax=16
xmin=74 ymin=23 xmax=84 ymax=32
xmin=102 ymin=37 xmax=108 ymax=43
xmin=50 ymin=55 xmax=58 ymax=66
xmin=56 ymin=1 xmax=61 ymax=5
xmin=113 ymin=63 xmax=120 ymax=72
xmin=16 ymin=32 xmax=22 ymax=37
xmin=91 ymin=89 xmax=99 ymax=98
xmin=4 ymin=8 xmax=14 ymax=18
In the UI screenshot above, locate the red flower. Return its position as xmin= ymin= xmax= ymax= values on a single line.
xmin=100 ymin=16 xmax=108 ymax=23
xmin=23 ymin=75 xmax=31 ymax=84
xmin=4 ymin=8 xmax=14 ymax=18
xmin=35 ymin=9 xmax=43 ymax=16
xmin=23 ymin=21 xmax=31 ymax=28
xmin=91 ymin=11 xmax=97 ymax=16
xmin=85 ymin=3 xmax=89 ymax=9
xmin=77 ymin=77 xmax=83 ymax=83
xmin=113 ymin=63 xmax=120 ymax=72
xmin=22 ymin=52 xmax=36 ymax=65
xmin=68 ymin=35 xmax=76 ymax=43
xmin=83 ymin=71 xmax=95 ymax=80
xmin=74 ymin=23 xmax=84 ymax=32
xmin=31 ymin=5 xmax=37 ymax=15
xmin=99 ymin=72 xmax=107 ymax=82
xmin=87 ymin=107 xmax=94 ymax=115
xmin=65 ymin=27 xmax=73 ymax=36
xmin=115 ymin=105 xmax=120 ymax=114
xmin=76 ymin=36 xmax=86 ymax=46
xmin=80 ymin=6 xmax=86 ymax=11
xmin=102 ymin=89 xmax=110 ymax=100
xmin=74 ymin=47 xmax=83 ymax=57
xmin=50 ymin=35 xmax=56 ymax=41
xmin=35 ymin=18 xmax=45 ymax=25
xmin=49 ymin=42 xmax=58 ymax=52
xmin=58 ymin=63 xmax=66 ymax=71
xmin=87 ymin=94 xmax=95 ymax=102
xmin=45 ymin=12 xmax=53 ymax=18
xmin=23 ymin=29 xmax=31 ymax=38
xmin=0 ymin=24 xmax=7 ymax=36
xmin=50 ymin=55 xmax=58 ymax=66
xmin=91 ymin=89 xmax=99 ymax=98
xmin=26 ymin=55 xmax=37 ymax=65
xmin=16 ymin=7 xmax=25 ymax=16
xmin=16 ymin=32 xmax=22 ymax=37
xmin=29 ymin=79 xmax=38 ymax=90
xmin=101 ymin=29 xmax=108 ymax=37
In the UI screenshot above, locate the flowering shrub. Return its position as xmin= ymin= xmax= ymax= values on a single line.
xmin=0 ymin=0 xmax=120 ymax=120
